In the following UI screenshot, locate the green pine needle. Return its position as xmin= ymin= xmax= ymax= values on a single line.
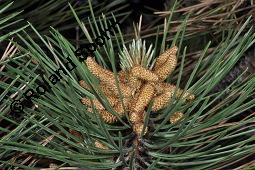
xmin=0 ymin=1 xmax=255 ymax=170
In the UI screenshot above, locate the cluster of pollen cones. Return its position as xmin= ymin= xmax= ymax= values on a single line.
xmin=79 ymin=45 xmax=195 ymax=136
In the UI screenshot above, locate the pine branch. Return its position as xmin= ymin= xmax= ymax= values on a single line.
xmin=0 ymin=1 xmax=255 ymax=170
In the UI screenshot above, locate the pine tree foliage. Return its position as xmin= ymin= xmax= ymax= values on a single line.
xmin=0 ymin=2 xmax=255 ymax=170
xmin=0 ymin=2 xmax=27 ymax=42
xmin=0 ymin=0 xmax=131 ymax=50
xmin=134 ymin=0 xmax=255 ymax=53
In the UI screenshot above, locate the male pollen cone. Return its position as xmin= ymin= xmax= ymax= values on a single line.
xmin=132 ymin=83 xmax=155 ymax=113
xmin=153 ymin=47 xmax=178 ymax=81
xmin=81 ymin=98 xmax=105 ymax=110
xmin=86 ymin=57 xmax=132 ymax=97
xmin=151 ymin=90 xmax=173 ymax=111
xmin=95 ymin=140 xmax=109 ymax=150
xmin=170 ymin=112 xmax=184 ymax=124
xmin=153 ymin=46 xmax=178 ymax=71
xmin=129 ymin=111 xmax=144 ymax=124
xmin=131 ymin=65 xmax=159 ymax=82
xmin=100 ymin=110 xmax=118 ymax=123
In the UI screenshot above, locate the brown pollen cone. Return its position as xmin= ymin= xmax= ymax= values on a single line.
xmin=153 ymin=46 xmax=178 ymax=71
xmin=132 ymin=83 xmax=155 ymax=113
xmin=81 ymin=98 xmax=105 ymax=110
xmin=126 ymin=72 xmax=143 ymax=92
xmin=80 ymin=80 xmax=114 ymax=97
xmin=176 ymin=89 xmax=195 ymax=101
xmin=131 ymin=65 xmax=159 ymax=82
xmin=151 ymin=90 xmax=174 ymax=112
xmin=170 ymin=112 xmax=184 ymax=124
xmin=86 ymin=57 xmax=114 ymax=79
xmin=94 ymin=140 xmax=109 ymax=150
xmin=99 ymin=110 xmax=118 ymax=123
xmin=153 ymin=54 xmax=177 ymax=81
xmin=133 ymin=123 xmax=148 ymax=136
xmin=118 ymin=70 xmax=128 ymax=83
xmin=113 ymin=97 xmax=131 ymax=116
xmin=86 ymin=57 xmax=132 ymax=97
xmin=129 ymin=111 xmax=144 ymax=124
